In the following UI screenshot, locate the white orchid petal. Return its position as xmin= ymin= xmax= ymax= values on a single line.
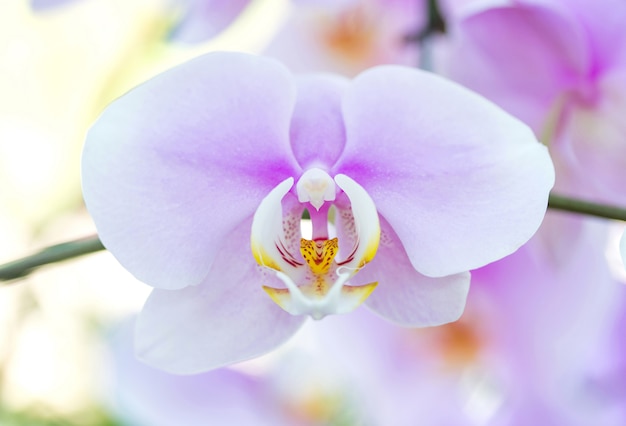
xmin=250 ymin=177 xmax=295 ymax=272
xmin=334 ymin=174 xmax=380 ymax=270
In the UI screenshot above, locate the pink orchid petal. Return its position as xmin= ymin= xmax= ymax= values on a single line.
xmin=562 ymin=0 xmax=626 ymax=70
xmin=135 ymin=220 xmax=306 ymax=374
xmin=290 ymin=74 xmax=349 ymax=169
xmin=82 ymin=52 xmax=300 ymax=289
xmin=335 ymin=65 xmax=554 ymax=277
xmin=470 ymin=219 xmax=622 ymax=387
xmin=563 ymin=70 xmax=626 ymax=204
xmin=361 ymin=219 xmax=470 ymax=327
xmin=444 ymin=1 xmax=589 ymax=129
xmin=107 ymin=319 xmax=281 ymax=426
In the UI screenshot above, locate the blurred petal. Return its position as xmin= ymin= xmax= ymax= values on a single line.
xmin=83 ymin=52 xmax=300 ymax=289
xmin=107 ymin=319 xmax=281 ymax=426
xmin=362 ymin=219 xmax=470 ymax=327
xmin=564 ymin=71 xmax=626 ymax=204
xmin=136 ymin=220 xmax=306 ymax=373
xmin=335 ymin=65 xmax=554 ymax=277
xmin=443 ymin=0 xmax=626 ymax=211
xmin=30 ymin=0 xmax=77 ymax=11
xmin=563 ymin=0 xmax=626 ymax=69
xmin=471 ymin=218 xmax=622 ymax=387
xmin=263 ymin=0 xmax=422 ymax=76
xmin=444 ymin=1 xmax=589 ymax=129
xmin=169 ymin=0 xmax=252 ymax=44
xmin=290 ymin=74 xmax=349 ymax=169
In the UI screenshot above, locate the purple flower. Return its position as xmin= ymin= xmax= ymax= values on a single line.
xmin=263 ymin=0 xmax=425 ymax=76
xmin=442 ymin=0 xmax=626 ymax=205
xmin=464 ymin=220 xmax=626 ymax=426
xmin=82 ymin=51 xmax=553 ymax=373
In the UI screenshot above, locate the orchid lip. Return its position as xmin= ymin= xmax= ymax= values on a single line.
xmin=251 ymin=171 xmax=380 ymax=319
xmin=265 ymin=270 xmax=377 ymax=321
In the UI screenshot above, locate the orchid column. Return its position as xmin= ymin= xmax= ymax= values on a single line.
xmin=82 ymin=52 xmax=554 ymax=373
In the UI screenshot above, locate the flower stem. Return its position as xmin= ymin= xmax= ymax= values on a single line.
xmin=1 ymin=193 xmax=626 ymax=283
xmin=0 ymin=236 xmax=104 ymax=283
xmin=547 ymin=193 xmax=626 ymax=221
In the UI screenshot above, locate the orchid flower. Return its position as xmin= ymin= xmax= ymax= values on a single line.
xmin=467 ymin=221 xmax=626 ymax=425
xmin=263 ymin=0 xmax=425 ymax=76
xmin=82 ymin=51 xmax=553 ymax=373
xmin=442 ymin=0 xmax=626 ymax=205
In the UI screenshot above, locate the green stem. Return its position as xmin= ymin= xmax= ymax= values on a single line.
xmin=0 ymin=236 xmax=104 ymax=283
xmin=547 ymin=193 xmax=626 ymax=221
xmin=1 ymin=192 xmax=626 ymax=284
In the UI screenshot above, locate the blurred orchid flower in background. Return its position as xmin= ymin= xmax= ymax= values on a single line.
xmin=264 ymin=0 xmax=425 ymax=75
xmin=442 ymin=0 xmax=626 ymax=205
xmin=82 ymin=51 xmax=553 ymax=373
xmin=438 ymin=0 xmax=626 ymax=268
xmin=466 ymin=222 xmax=626 ymax=426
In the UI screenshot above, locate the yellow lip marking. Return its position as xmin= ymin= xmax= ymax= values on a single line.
xmin=300 ymin=238 xmax=338 ymax=275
